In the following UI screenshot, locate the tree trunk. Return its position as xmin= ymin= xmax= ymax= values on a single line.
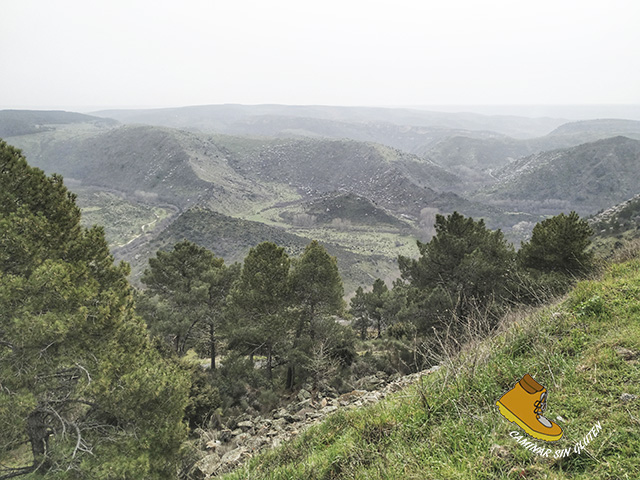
xmin=286 ymin=365 xmax=295 ymax=390
xmin=27 ymin=410 xmax=50 ymax=472
xmin=266 ymin=344 xmax=273 ymax=384
xmin=209 ymin=321 xmax=216 ymax=370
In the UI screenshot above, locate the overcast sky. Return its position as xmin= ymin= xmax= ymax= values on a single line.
xmin=1 ymin=0 xmax=639 ymax=111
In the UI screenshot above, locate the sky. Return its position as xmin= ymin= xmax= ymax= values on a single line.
xmin=1 ymin=0 xmax=639 ymax=111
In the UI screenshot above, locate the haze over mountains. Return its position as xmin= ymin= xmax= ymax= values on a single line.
xmin=2 ymin=105 xmax=639 ymax=293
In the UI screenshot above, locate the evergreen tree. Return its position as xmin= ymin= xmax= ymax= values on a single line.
xmin=368 ymin=278 xmax=389 ymax=338
xmin=140 ymin=240 xmax=238 ymax=368
xmin=518 ymin=211 xmax=594 ymax=276
xmin=0 ymin=141 xmax=189 ymax=478
xmin=289 ymin=240 xmax=344 ymax=336
xmin=228 ymin=242 xmax=291 ymax=383
xmin=398 ymin=212 xmax=516 ymax=329
xmin=350 ymin=286 xmax=370 ymax=340
xmin=287 ymin=240 xmax=344 ymax=388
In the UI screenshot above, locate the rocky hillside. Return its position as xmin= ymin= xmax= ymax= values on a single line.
xmin=589 ymin=193 xmax=640 ymax=258
xmin=472 ymin=136 xmax=640 ymax=215
xmin=188 ymin=366 xmax=441 ymax=478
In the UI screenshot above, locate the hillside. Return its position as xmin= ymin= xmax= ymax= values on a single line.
xmin=0 ymin=109 xmax=117 ymax=137
xmin=117 ymin=207 xmax=397 ymax=294
xmin=222 ymin=258 xmax=640 ymax=479
xmin=217 ymin=136 xmax=461 ymax=212
xmin=472 ymin=136 xmax=640 ymax=215
xmin=548 ymin=118 xmax=640 ymax=138
xmin=6 ymin=125 xmax=221 ymax=210
xmin=424 ymin=119 xmax=640 ymax=180
xmin=589 ymin=193 xmax=640 ymax=258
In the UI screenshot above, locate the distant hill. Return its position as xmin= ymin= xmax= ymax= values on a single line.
xmin=548 ymin=118 xmax=640 ymax=137
xmin=0 ymin=109 xmax=117 ymax=137
xmin=424 ymin=119 xmax=640 ymax=177
xmin=93 ymin=104 xmax=566 ymax=139
xmin=5 ymin=124 xmax=282 ymax=215
xmin=118 ymin=207 xmax=396 ymax=295
xmin=215 ymin=136 xmax=462 ymax=216
xmin=279 ymin=192 xmax=413 ymax=229
xmin=472 ymin=136 xmax=640 ymax=215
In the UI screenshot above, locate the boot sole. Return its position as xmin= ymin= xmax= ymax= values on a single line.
xmin=496 ymin=400 xmax=563 ymax=442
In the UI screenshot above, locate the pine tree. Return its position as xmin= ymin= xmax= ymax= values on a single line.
xmin=290 ymin=240 xmax=344 ymax=337
xmin=350 ymin=286 xmax=370 ymax=340
xmin=140 ymin=240 xmax=238 ymax=368
xmin=398 ymin=212 xmax=516 ymax=328
xmin=228 ymin=242 xmax=291 ymax=383
xmin=287 ymin=240 xmax=344 ymax=387
xmin=0 ymin=140 xmax=189 ymax=478
xmin=518 ymin=211 xmax=594 ymax=275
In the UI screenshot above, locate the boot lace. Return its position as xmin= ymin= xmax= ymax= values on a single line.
xmin=533 ymin=392 xmax=547 ymax=416
xmin=534 ymin=392 xmax=553 ymax=428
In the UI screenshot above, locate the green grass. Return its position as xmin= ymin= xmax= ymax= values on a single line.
xmin=223 ymin=259 xmax=640 ymax=479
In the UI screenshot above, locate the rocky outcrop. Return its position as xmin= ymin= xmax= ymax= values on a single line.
xmin=190 ymin=365 xmax=440 ymax=478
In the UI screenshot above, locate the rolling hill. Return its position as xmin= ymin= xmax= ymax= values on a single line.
xmin=93 ymin=104 xmax=566 ymax=139
xmin=6 ymin=108 xmax=640 ymax=294
xmin=117 ymin=207 xmax=399 ymax=294
xmin=471 ymin=136 xmax=640 ymax=215
xmin=0 ymin=109 xmax=117 ymax=137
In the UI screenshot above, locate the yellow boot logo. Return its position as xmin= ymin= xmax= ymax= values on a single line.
xmin=496 ymin=374 xmax=563 ymax=442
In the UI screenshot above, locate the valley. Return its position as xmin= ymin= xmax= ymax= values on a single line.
xmin=2 ymin=107 xmax=640 ymax=295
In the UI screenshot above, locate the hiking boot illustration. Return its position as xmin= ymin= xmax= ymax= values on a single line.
xmin=496 ymin=373 xmax=563 ymax=441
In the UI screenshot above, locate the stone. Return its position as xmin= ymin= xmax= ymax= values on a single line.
xmin=321 ymin=405 xmax=338 ymax=414
xmin=621 ymin=393 xmax=638 ymax=403
xmin=221 ymin=447 xmax=247 ymax=465
xmin=297 ymin=389 xmax=312 ymax=401
xmin=274 ymin=408 xmax=289 ymax=419
xmin=194 ymin=453 xmax=221 ymax=477
xmin=272 ymin=417 xmax=287 ymax=429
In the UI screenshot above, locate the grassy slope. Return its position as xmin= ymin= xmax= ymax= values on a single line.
xmin=224 ymin=259 xmax=640 ymax=479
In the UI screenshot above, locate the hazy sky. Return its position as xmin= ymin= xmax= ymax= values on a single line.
xmin=1 ymin=0 xmax=639 ymax=110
